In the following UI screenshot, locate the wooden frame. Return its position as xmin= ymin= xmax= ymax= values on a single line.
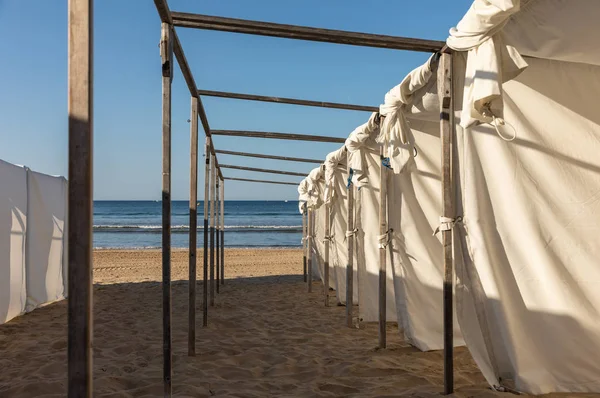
xmin=188 ymin=96 xmax=198 ymax=356
xmin=215 ymin=149 xmax=322 ymax=164
xmin=67 ymin=0 xmax=93 ymax=396
xmin=199 ymin=89 xmax=377 ymax=112
xmin=220 ymin=164 xmax=307 ymax=177
xmin=67 ymin=1 xmax=457 ymax=395
xmin=171 ymin=12 xmax=445 ymax=52
xmin=211 ymin=130 xmax=345 ymax=143
xmin=438 ymin=51 xmax=455 ymax=395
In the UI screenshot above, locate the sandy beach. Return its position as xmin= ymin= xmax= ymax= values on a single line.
xmin=0 ymin=249 xmax=591 ymax=397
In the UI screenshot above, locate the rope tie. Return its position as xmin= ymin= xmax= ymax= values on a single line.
xmin=345 ymin=228 xmax=358 ymax=238
xmin=482 ymin=103 xmax=517 ymax=142
xmin=346 ymin=168 xmax=354 ymax=189
xmin=378 ymin=228 xmax=393 ymax=249
xmin=323 ymin=235 xmax=334 ymax=243
xmin=433 ymin=216 xmax=463 ymax=236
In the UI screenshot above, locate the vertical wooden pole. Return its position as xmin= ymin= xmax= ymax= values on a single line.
xmin=346 ymin=164 xmax=354 ymax=328
xmin=210 ymin=154 xmax=216 ymax=306
xmin=216 ymin=179 xmax=220 ymax=293
xmin=202 ymin=138 xmax=211 ymax=327
xmin=439 ymin=51 xmax=454 ymax=395
xmin=378 ymin=145 xmax=388 ymax=349
xmin=220 ymin=180 xmax=225 ymax=285
xmin=159 ymin=21 xmax=173 ymax=397
xmin=188 ymin=96 xmax=198 ymax=357
xmin=67 ymin=0 xmax=93 ymax=396
xmin=302 ymin=203 xmax=307 ymax=283
xmin=323 ymin=203 xmax=330 ymax=306
xmin=307 ymin=208 xmax=313 ymax=293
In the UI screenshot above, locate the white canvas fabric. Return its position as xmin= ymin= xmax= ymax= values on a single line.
xmin=346 ymin=114 xmax=397 ymax=323
xmin=0 ymin=160 xmax=28 ymax=324
xmin=0 ymin=160 xmax=68 ymax=325
xmin=307 ymin=167 xmax=326 ymax=282
xmin=449 ymin=0 xmax=600 ymax=393
xmin=378 ymin=58 xmax=465 ymax=351
xmin=324 ymin=147 xmax=359 ymax=304
xmin=25 ymin=170 xmax=67 ymax=311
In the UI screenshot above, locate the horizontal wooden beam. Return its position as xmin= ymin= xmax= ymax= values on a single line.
xmin=215 ymin=149 xmax=322 ymax=164
xmin=211 ymin=130 xmax=345 ymax=143
xmin=198 ymin=90 xmax=377 ymax=112
xmin=223 ymin=177 xmax=299 ymax=186
xmin=220 ymin=164 xmax=307 ymax=177
xmin=171 ymin=12 xmax=445 ymax=52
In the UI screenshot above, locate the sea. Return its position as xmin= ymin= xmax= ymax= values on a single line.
xmin=93 ymin=200 xmax=302 ymax=249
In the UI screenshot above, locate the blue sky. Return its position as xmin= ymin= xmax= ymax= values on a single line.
xmin=0 ymin=0 xmax=471 ymax=200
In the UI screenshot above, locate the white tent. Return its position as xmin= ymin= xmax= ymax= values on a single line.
xmin=377 ymin=56 xmax=465 ymax=351
xmin=448 ymin=0 xmax=600 ymax=393
xmin=346 ymin=114 xmax=398 ymax=323
xmin=0 ymin=160 xmax=68 ymax=325
xmin=324 ymin=146 xmax=359 ymax=305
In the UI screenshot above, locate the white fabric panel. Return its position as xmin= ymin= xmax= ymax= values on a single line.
xmin=324 ymin=147 xmax=359 ymax=305
xmin=0 ymin=160 xmax=27 ymax=324
xmin=25 ymin=171 xmax=67 ymax=310
xmin=388 ymin=118 xmax=465 ymax=351
xmin=454 ymin=54 xmax=600 ymax=394
xmin=447 ymin=0 xmax=528 ymax=127
xmin=346 ymin=123 xmax=397 ymax=323
xmin=503 ymin=0 xmax=600 ymax=67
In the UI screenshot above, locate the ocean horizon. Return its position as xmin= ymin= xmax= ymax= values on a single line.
xmin=93 ymin=200 xmax=302 ymax=249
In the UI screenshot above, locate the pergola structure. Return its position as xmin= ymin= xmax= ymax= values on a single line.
xmin=67 ymin=0 xmax=455 ymax=396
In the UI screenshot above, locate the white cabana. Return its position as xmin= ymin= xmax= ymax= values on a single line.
xmin=0 ymin=159 xmax=68 ymax=325
xmin=346 ymin=113 xmax=398 ymax=323
xmin=377 ymin=55 xmax=465 ymax=352
xmin=448 ymin=0 xmax=600 ymax=393
xmin=324 ymin=146 xmax=359 ymax=305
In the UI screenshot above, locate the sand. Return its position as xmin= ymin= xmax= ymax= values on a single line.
xmin=0 ymin=249 xmax=591 ymax=397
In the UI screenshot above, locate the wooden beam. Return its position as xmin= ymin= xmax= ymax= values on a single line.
xmin=211 ymin=130 xmax=345 ymax=143
xmin=153 ymin=0 xmax=172 ymax=24
xmin=160 ymin=22 xmax=173 ymax=398
xmin=307 ymin=209 xmax=313 ymax=292
xmin=219 ymin=164 xmax=306 ymax=177
xmin=223 ymin=177 xmax=299 ymax=186
xmin=188 ymin=96 xmax=198 ymax=357
xmin=202 ymin=138 xmax=210 ymax=327
xmin=171 ymin=12 xmax=445 ymax=52
xmin=378 ymin=145 xmax=388 ymax=350
xmin=439 ymin=52 xmax=454 ymax=395
xmin=215 ymin=149 xmax=322 ymax=164
xmin=67 ymin=0 xmax=93 ymax=396
xmin=216 ymin=179 xmax=220 ymax=293
xmin=209 ymin=154 xmax=216 ymax=307
xmin=302 ymin=203 xmax=307 ymax=283
xmin=198 ymin=89 xmax=378 ymax=112
xmin=220 ymin=180 xmax=225 ymax=286
xmin=346 ymin=163 xmax=354 ymax=328
xmin=324 ymin=202 xmax=330 ymax=307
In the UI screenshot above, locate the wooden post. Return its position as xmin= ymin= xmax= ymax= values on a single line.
xmin=210 ymin=154 xmax=216 ymax=306
xmin=302 ymin=203 xmax=307 ymax=283
xmin=346 ymin=163 xmax=354 ymax=328
xmin=439 ymin=51 xmax=454 ymax=395
xmin=323 ymin=202 xmax=330 ymax=306
xmin=202 ymin=138 xmax=210 ymax=327
xmin=67 ymin=0 xmax=93 ymax=395
xmin=188 ymin=96 xmax=198 ymax=356
xmin=216 ymin=179 xmax=220 ymax=293
xmin=307 ymin=208 xmax=313 ymax=293
xmin=159 ymin=22 xmax=173 ymax=397
xmin=378 ymin=145 xmax=388 ymax=349
xmin=221 ymin=180 xmax=225 ymax=285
